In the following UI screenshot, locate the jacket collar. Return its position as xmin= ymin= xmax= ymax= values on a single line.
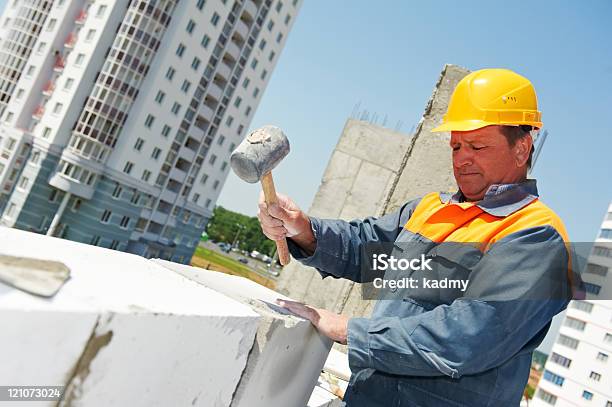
xmin=439 ymin=179 xmax=539 ymax=217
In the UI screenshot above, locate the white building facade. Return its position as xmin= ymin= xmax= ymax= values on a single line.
xmin=534 ymin=203 xmax=612 ymax=406
xmin=0 ymin=0 xmax=301 ymax=262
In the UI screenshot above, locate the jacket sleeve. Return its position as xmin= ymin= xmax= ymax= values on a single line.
xmin=347 ymin=225 xmax=572 ymax=377
xmin=286 ymin=198 xmax=422 ymax=283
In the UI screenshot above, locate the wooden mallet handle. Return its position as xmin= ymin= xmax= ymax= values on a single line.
xmin=260 ymin=172 xmax=290 ymax=265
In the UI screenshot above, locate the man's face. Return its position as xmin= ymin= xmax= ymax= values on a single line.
xmin=450 ymin=125 xmax=529 ymax=201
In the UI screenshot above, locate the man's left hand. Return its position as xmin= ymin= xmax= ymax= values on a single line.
xmin=276 ymin=299 xmax=348 ymax=344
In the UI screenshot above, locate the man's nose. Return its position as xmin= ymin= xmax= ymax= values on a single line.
xmin=453 ymin=148 xmax=473 ymax=168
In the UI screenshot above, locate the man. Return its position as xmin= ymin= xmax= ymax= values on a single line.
xmin=258 ymin=69 xmax=573 ymax=406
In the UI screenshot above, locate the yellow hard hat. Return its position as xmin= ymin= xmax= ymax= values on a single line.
xmin=431 ymin=68 xmax=542 ymax=132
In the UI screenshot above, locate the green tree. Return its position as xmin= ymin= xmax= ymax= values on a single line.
xmin=206 ymin=206 xmax=277 ymax=257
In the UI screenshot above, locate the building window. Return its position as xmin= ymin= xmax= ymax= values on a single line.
xmin=261 ymin=69 xmax=267 ymax=80
xmin=75 ymin=53 xmax=85 ymax=66
xmin=596 ymin=352 xmax=608 ymax=362
xmin=217 ymin=135 xmax=225 ymax=145
xmin=26 ymin=65 xmax=36 ymax=76
xmin=37 ymin=42 xmax=46 ymax=53
xmin=112 ymin=182 xmax=122 ymax=198
xmin=53 ymin=103 xmax=63 ymax=114
xmin=537 ymin=389 xmax=557 ymax=405
xmin=161 ymin=125 xmax=171 ymax=137
xmin=269 ymin=51 xmax=276 ymax=62
xmin=593 ymin=245 xmax=612 ymax=258
xmin=276 ymin=32 xmax=284 ymax=43
xmin=30 ymin=151 xmax=41 ymax=165
xmin=145 ymin=114 xmax=155 ymax=128
xmin=101 ymin=210 xmax=112 ymax=223
xmin=213 ymin=180 xmax=219 ymax=190
xmin=226 ymin=116 xmax=234 ymax=126
xmin=242 ymin=78 xmax=250 ymax=89
xmin=253 ymin=87 xmax=260 ymax=98
xmin=201 ymin=34 xmax=210 ymax=48
xmin=186 ymin=19 xmax=196 ymax=34
xmin=589 ymin=371 xmax=601 ymax=381
xmin=276 ymin=1 xmax=283 ymax=12
xmin=599 ymin=229 xmax=612 ymax=239
xmin=267 ymin=20 xmax=274 ymax=31
xmin=135 ymin=218 xmax=147 ymax=232
xmin=181 ymin=80 xmax=191 ymax=93
xmin=151 ymin=148 xmax=161 ymax=160
xmin=245 ymin=106 xmax=252 ymax=116
xmin=18 ymin=176 xmax=29 ymax=190
xmin=251 ymin=58 xmax=258 ymax=69
xmin=582 ymin=391 xmax=593 ymax=401
xmin=64 ymin=78 xmax=74 ymax=90
xmin=209 ymin=154 xmax=217 ymax=165
xmin=49 ymin=189 xmax=59 ymax=202
xmin=205 ymin=199 xmax=211 ymax=208
xmin=47 ymin=18 xmax=57 ymax=31
xmin=211 ymin=12 xmax=220 ymax=26
xmin=571 ymin=301 xmax=594 ymax=313
xmin=71 ymin=198 xmax=81 ymax=212
xmin=42 ymin=127 xmax=52 ymax=138
xmin=110 ymin=240 xmax=120 ymax=250
xmin=90 ymin=235 xmax=100 ymax=246
xmin=285 ymin=14 xmax=291 ymax=25
xmin=605 ymin=333 xmax=612 ymax=344
xmin=542 ymin=370 xmax=564 ymax=386
xmin=550 ymin=352 xmax=572 ymax=368
xmin=155 ymin=90 xmax=165 ymax=104
xmin=234 ymin=97 xmax=242 ymax=108
xmin=171 ymin=103 xmax=181 ymax=115
xmin=123 ymin=162 xmax=134 ymax=174
xmin=85 ymin=29 xmax=96 ymax=42
xmin=120 ymin=216 xmax=130 ymax=229
xmin=564 ymin=317 xmax=586 ymax=331
xmin=96 ymin=5 xmax=107 ymax=17
xmin=134 ymin=138 xmax=144 ymax=151
xmin=197 ymin=0 xmax=205 ymax=10
xmin=557 ymin=334 xmax=579 ymax=349
xmin=141 ymin=170 xmax=151 ymax=182
xmin=586 ymin=263 xmax=608 ymax=276
xmin=166 ymin=67 xmax=175 ymax=80
xmin=237 ymin=124 xmax=244 ymax=135
xmin=200 ymin=174 xmax=208 ymax=184
xmin=220 ymin=161 xmax=227 ymax=171
xmin=259 ymin=39 xmax=267 ymax=50
xmin=192 ymin=57 xmax=201 ymax=71
xmin=192 ymin=193 xmax=200 ymax=203
xmin=176 ymin=43 xmax=186 ymax=57
xmin=584 ymin=282 xmax=601 ymax=296
xmin=15 ymin=89 xmax=24 ymax=99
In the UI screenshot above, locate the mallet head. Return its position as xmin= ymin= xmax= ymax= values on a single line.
xmin=230 ymin=125 xmax=290 ymax=183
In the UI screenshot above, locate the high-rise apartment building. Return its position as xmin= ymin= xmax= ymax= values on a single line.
xmin=533 ymin=203 xmax=612 ymax=406
xmin=0 ymin=0 xmax=301 ymax=263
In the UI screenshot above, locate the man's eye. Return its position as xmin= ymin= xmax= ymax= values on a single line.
xmin=452 ymin=146 xmax=460 ymax=151
xmin=472 ymin=146 xmax=485 ymax=150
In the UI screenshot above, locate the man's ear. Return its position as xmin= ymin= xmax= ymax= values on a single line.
xmin=514 ymin=135 xmax=533 ymax=167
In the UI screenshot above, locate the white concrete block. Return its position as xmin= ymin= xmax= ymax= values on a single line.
xmin=154 ymin=260 xmax=333 ymax=407
xmin=0 ymin=227 xmax=329 ymax=406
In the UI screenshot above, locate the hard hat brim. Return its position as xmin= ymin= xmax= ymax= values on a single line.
xmin=430 ymin=120 xmax=496 ymax=133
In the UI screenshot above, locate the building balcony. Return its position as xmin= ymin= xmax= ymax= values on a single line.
xmin=42 ymin=80 xmax=55 ymax=96
xmin=75 ymin=9 xmax=87 ymax=25
xmin=207 ymin=82 xmax=223 ymax=102
xmin=216 ymin=62 xmax=231 ymax=81
xmin=32 ymin=105 xmax=45 ymax=120
xmin=234 ymin=19 xmax=248 ymax=42
xmin=64 ymin=32 xmax=77 ymax=49
xmin=53 ymin=53 xmax=65 ymax=72
xmin=200 ymin=104 xmax=214 ymax=122
xmin=243 ymin=0 xmax=257 ymax=21
xmin=225 ymin=41 xmax=240 ymax=62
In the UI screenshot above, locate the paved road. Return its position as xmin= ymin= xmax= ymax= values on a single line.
xmin=199 ymin=241 xmax=281 ymax=279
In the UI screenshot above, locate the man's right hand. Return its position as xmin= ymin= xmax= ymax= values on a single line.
xmin=257 ymin=191 xmax=317 ymax=256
